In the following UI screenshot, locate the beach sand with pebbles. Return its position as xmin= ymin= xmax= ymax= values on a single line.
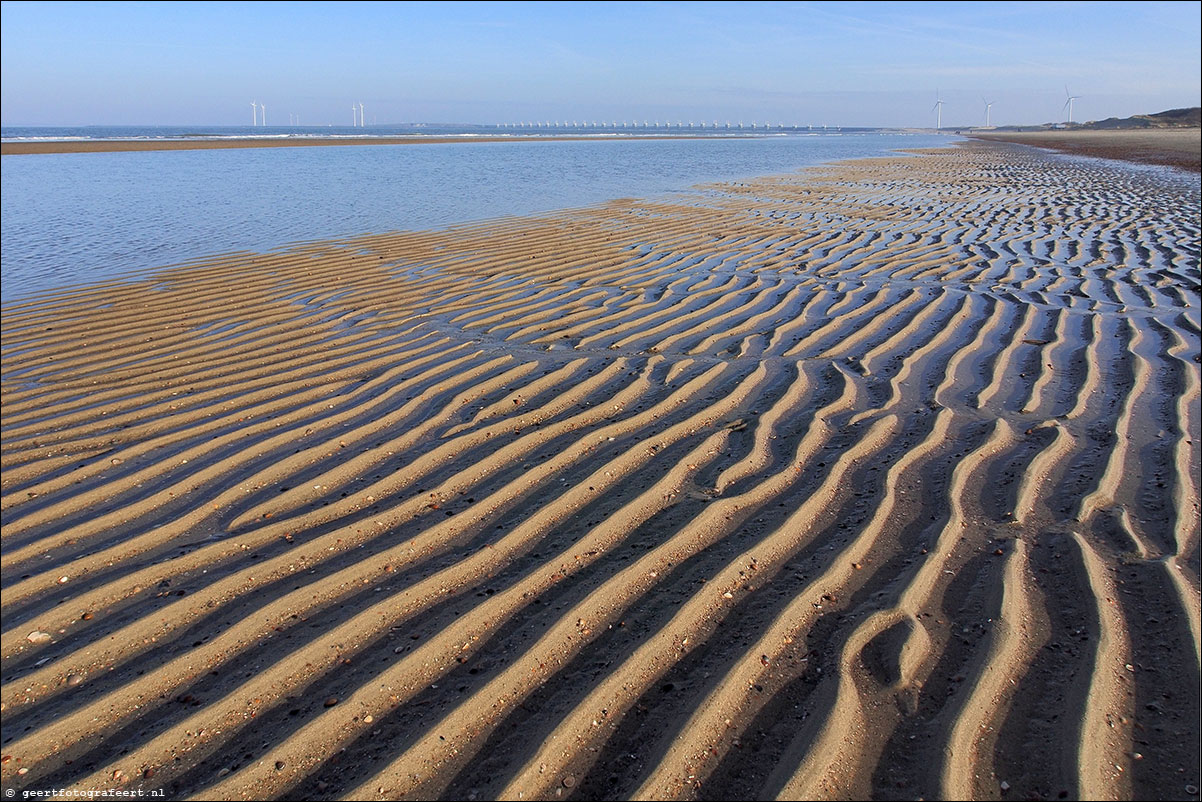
xmin=1 ymin=140 xmax=1199 ymax=801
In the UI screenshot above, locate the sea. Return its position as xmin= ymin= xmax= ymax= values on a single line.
xmin=1 ymin=125 xmax=951 ymax=304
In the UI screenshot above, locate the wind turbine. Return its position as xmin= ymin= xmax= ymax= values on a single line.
xmin=260 ymin=104 xmax=266 ymax=127
xmin=932 ymin=91 xmax=944 ymax=130
xmin=251 ymin=101 xmax=258 ymax=126
xmin=1063 ymin=86 xmax=1080 ymax=124
xmin=359 ymin=102 xmax=365 ymax=127
xmin=982 ymin=97 xmax=994 ymax=127
xmin=352 ymin=104 xmax=358 ymax=126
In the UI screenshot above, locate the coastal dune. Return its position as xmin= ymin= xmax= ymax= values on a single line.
xmin=1 ymin=141 xmax=1199 ymax=800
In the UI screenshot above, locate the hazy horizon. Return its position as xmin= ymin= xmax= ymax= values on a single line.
xmin=2 ymin=1 xmax=1199 ymax=130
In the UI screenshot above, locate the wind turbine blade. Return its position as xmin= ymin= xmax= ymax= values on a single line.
xmin=1062 ymin=98 xmax=1070 ymax=111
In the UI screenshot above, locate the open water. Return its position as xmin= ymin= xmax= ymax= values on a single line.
xmin=1 ymin=127 xmax=949 ymax=303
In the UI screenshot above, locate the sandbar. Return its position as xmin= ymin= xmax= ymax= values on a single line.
xmin=1 ymin=134 xmax=748 ymax=156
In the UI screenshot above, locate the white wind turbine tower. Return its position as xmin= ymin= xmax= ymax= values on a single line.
xmin=1063 ymin=86 xmax=1080 ymax=124
xmin=352 ymin=104 xmax=358 ymax=126
xmin=251 ymin=101 xmax=258 ymax=126
xmin=982 ymin=97 xmax=994 ymax=127
xmin=359 ymin=102 xmax=365 ymax=127
xmin=260 ymin=104 xmax=266 ymax=126
xmin=932 ymin=91 xmax=944 ymax=130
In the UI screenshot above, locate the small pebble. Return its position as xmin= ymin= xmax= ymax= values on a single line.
xmin=18 ymin=767 xmax=29 ymax=776
xmin=364 ymin=715 xmax=374 ymax=723
xmin=275 ymin=761 xmax=285 ymax=771
xmin=324 ymin=697 xmax=339 ymax=707
xmin=26 ymin=631 xmax=51 ymax=644
xmin=66 ymin=674 xmax=84 ymax=687
xmin=1000 ymin=780 xmax=1010 ymax=792
xmin=562 ymin=775 xmax=577 ymax=789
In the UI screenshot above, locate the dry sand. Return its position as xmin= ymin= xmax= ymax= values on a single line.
xmin=969 ymin=128 xmax=1201 ymax=173
xmin=1 ymin=140 xmax=1199 ymax=801
xmin=1 ymin=134 xmax=742 ymax=156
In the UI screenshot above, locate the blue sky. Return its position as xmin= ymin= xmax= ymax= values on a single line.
xmin=2 ymin=1 xmax=1199 ymax=128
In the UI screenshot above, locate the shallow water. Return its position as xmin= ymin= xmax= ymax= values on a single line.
xmin=1 ymin=133 xmax=949 ymax=303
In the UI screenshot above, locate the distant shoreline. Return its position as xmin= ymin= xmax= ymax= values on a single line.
xmin=1 ymin=134 xmax=756 ymax=155
xmin=967 ymin=128 xmax=1200 ymax=172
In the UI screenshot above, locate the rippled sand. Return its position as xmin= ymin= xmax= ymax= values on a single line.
xmin=2 ymin=140 xmax=1199 ymax=801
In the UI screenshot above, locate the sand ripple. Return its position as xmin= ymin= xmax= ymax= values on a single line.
xmin=2 ymin=141 xmax=1199 ymax=800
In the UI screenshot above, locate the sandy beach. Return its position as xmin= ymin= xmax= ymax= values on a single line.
xmin=969 ymin=128 xmax=1201 ymax=172
xmin=1 ymin=139 xmax=1199 ymax=801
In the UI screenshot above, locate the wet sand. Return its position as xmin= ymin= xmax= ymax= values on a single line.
xmin=1 ymin=134 xmax=744 ymax=156
xmin=969 ymin=128 xmax=1201 ymax=172
xmin=1 ymin=140 xmax=1199 ymax=801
